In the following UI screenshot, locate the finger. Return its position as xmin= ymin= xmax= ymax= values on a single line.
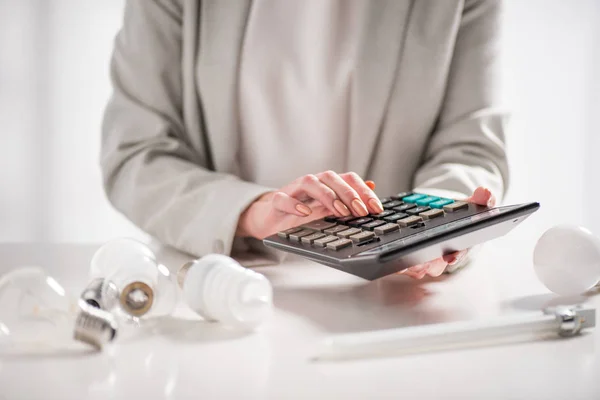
xmin=443 ymin=249 xmax=468 ymax=266
xmin=316 ymin=171 xmax=369 ymax=217
xmin=467 ymin=187 xmax=495 ymax=207
xmin=271 ymin=191 xmax=313 ymax=217
xmin=365 ymin=180 xmax=376 ymax=190
xmin=339 ymin=172 xmax=383 ymax=215
xmin=285 ymin=174 xmax=344 ymax=217
xmin=402 ymin=263 xmax=430 ymax=279
xmin=425 ymin=258 xmax=448 ymax=277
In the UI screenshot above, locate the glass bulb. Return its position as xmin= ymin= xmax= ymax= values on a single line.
xmin=0 ymin=267 xmax=117 ymax=354
xmin=533 ymin=225 xmax=600 ymax=296
xmin=83 ymin=238 xmax=178 ymax=321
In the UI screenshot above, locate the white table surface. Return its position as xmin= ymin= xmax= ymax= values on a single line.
xmin=0 ymin=234 xmax=599 ymax=400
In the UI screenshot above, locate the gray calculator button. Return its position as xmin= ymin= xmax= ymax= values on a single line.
xmin=314 ymin=235 xmax=339 ymax=247
xmin=326 ymin=238 xmax=353 ymax=250
xmin=301 ymin=232 xmax=326 ymax=244
xmin=443 ymin=201 xmax=469 ymax=213
xmin=289 ymin=229 xmax=315 ymax=241
xmin=277 ymin=227 xmax=303 ymax=239
xmin=349 ymin=231 xmax=375 ymax=243
xmin=300 ymin=220 xmax=338 ymax=232
xmin=420 ymin=208 xmax=444 ymax=220
xmin=324 ymin=225 xmax=350 ymax=235
xmin=337 ymin=227 xmax=362 ymax=238
xmin=374 ymin=223 xmax=400 ymax=235
xmin=398 ymin=216 xmax=423 ymax=227
xmin=361 ymin=220 xmax=386 ymax=231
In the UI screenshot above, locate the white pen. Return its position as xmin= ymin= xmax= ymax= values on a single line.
xmin=314 ymin=305 xmax=596 ymax=361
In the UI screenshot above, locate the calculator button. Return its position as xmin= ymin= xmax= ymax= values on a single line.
xmin=324 ymin=225 xmax=350 ymax=235
xmin=277 ymin=227 xmax=303 ymax=239
xmin=415 ymin=196 xmax=440 ymax=206
xmin=402 ymin=194 xmax=427 ymax=203
xmin=349 ymin=231 xmax=376 ymax=243
xmin=383 ymin=200 xmax=403 ymax=209
xmin=314 ymin=235 xmax=340 ymax=247
xmin=398 ymin=216 xmax=423 ymax=227
xmin=300 ymin=220 xmax=337 ymax=232
xmin=301 ymin=232 xmax=326 ymax=244
xmin=374 ymin=223 xmax=400 ymax=235
xmin=407 ymin=206 xmax=430 ymax=216
xmin=326 ymin=238 xmax=353 ymax=250
xmin=391 ymin=191 xmax=413 ymax=200
xmin=348 ymin=217 xmax=373 ymax=227
xmin=324 ymin=215 xmax=338 ymax=222
xmin=443 ymin=201 xmax=469 ymax=212
xmin=372 ymin=210 xmax=395 ymax=218
xmin=384 ymin=212 xmax=409 ymax=222
xmin=392 ymin=203 xmax=416 ymax=212
xmin=379 ymin=197 xmax=393 ymax=204
xmin=420 ymin=208 xmax=444 ymax=220
xmin=429 ymin=198 xmax=454 ymax=209
xmin=361 ymin=220 xmax=386 ymax=231
xmin=337 ymin=227 xmax=362 ymax=238
xmin=336 ymin=215 xmax=359 ymax=224
xmin=288 ymin=229 xmax=315 ymax=241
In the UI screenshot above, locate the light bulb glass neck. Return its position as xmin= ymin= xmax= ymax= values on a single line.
xmin=177 ymin=261 xmax=196 ymax=288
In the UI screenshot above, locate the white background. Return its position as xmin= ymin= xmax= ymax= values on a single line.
xmin=1 ymin=0 xmax=599 ymax=244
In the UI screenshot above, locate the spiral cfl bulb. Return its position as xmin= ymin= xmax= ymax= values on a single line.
xmin=178 ymin=254 xmax=273 ymax=330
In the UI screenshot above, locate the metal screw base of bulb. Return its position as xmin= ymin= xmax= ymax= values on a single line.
xmin=73 ymin=301 xmax=118 ymax=349
xmin=120 ymin=281 xmax=154 ymax=317
xmin=80 ymin=278 xmax=119 ymax=311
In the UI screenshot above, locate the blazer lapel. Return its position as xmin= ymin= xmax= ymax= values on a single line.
xmin=196 ymin=0 xmax=252 ymax=174
xmin=349 ymin=0 xmax=414 ymax=177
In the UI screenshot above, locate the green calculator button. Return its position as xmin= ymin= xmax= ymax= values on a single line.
xmin=402 ymin=194 xmax=427 ymax=203
xmin=429 ymin=198 xmax=454 ymax=209
xmin=415 ymin=196 xmax=440 ymax=206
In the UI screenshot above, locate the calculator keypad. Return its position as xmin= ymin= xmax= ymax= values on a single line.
xmin=275 ymin=194 xmax=471 ymax=252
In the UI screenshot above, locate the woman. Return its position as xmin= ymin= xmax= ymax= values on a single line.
xmin=101 ymin=0 xmax=507 ymax=279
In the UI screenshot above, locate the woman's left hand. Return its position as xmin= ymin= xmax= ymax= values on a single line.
xmin=400 ymin=187 xmax=496 ymax=279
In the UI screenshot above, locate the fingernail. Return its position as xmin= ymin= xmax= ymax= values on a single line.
xmin=365 ymin=180 xmax=376 ymax=190
xmin=351 ymin=199 xmax=368 ymax=216
xmin=334 ymin=199 xmax=351 ymax=216
xmin=295 ymin=204 xmax=312 ymax=216
xmin=368 ymin=198 xmax=384 ymax=213
xmin=449 ymin=253 xmax=464 ymax=266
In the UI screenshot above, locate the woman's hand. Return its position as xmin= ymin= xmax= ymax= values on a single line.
xmin=400 ymin=186 xmax=496 ymax=279
xmin=236 ymin=171 xmax=383 ymax=239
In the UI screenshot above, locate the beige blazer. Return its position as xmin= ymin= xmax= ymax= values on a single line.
xmin=101 ymin=0 xmax=508 ymax=258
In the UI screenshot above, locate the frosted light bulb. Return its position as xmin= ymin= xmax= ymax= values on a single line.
xmin=82 ymin=238 xmax=178 ymax=320
xmin=533 ymin=225 xmax=600 ymax=296
xmin=0 ymin=267 xmax=117 ymax=354
xmin=178 ymin=254 xmax=273 ymax=330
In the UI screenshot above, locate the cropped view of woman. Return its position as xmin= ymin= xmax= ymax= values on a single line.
xmin=102 ymin=0 xmax=507 ymax=279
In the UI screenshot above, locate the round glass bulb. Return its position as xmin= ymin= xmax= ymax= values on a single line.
xmin=88 ymin=238 xmax=177 ymax=320
xmin=533 ymin=225 xmax=600 ymax=296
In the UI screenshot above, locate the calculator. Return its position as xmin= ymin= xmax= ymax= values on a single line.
xmin=263 ymin=192 xmax=540 ymax=280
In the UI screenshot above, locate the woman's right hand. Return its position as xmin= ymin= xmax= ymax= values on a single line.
xmin=236 ymin=171 xmax=384 ymax=240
